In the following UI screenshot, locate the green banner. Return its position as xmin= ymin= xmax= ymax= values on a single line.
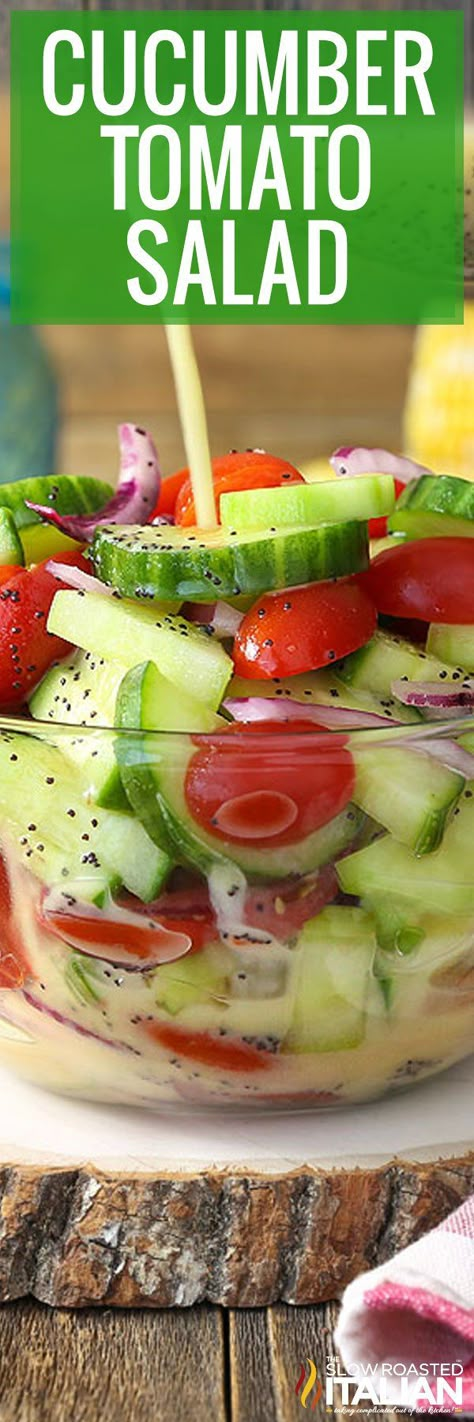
xmin=10 ymin=10 xmax=463 ymax=324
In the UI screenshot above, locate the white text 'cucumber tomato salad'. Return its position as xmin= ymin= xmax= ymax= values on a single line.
xmin=0 ymin=426 xmax=472 ymax=1109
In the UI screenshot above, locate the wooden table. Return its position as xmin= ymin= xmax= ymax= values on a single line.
xmin=0 ymin=1298 xmax=398 ymax=1422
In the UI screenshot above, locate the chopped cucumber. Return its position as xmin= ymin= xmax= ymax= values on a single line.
xmin=284 ymin=907 xmax=379 ymax=1053
xmin=352 ymin=744 xmax=463 ymax=854
xmin=116 ymin=660 xmax=221 ymax=734
xmin=337 ymin=630 xmax=466 ymax=708
xmin=389 ymin=474 xmax=474 ymax=539
xmin=427 ymin=624 xmax=474 ymax=674
xmin=116 ymin=732 xmax=364 ymax=881
xmin=91 ymin=519 xmax=369 ymax=602
xmin=375 ymin=913 xmax=474 ymax=1018
xmin=370 ymin=896 xmax=426 ymax=955
xmin=29 ymin=649 xmax=129 ymax=810
xmin=0 ymin=729 xmax=172 ymax=903
xmin=21 ymin=524 xmax=81 ymax=566
xmin=220 ymin=474 xmax=395 ymax=531
xmin=154 ymin=944 xmax=231 ymax=1016
xmin=0 ymin=508 xmax=24 ymax=566
xmin=47 ymin=589 xmax=233 ymax=711
xmin=100 ymin=810 xmax=172 ymax=901
xmin=0 ymin=474 xmax=112 ymax=533
xmin=338 ymin=783 xmax=474 ymax=914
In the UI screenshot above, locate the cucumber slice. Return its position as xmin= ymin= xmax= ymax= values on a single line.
xmin=220 ymin=475 xmax=395 ymax=531
xmin=375 ymin=913 xmax=474 ymax=1018
xmin=116 ymin=660 xmax=221 ymax=734
xmin=285 ymin=907 xmax=379 ymax=1053
xmin=99 ymin=811 xmax=171 ymax=902
xmin=337 ymin=630 xmax=466 ymax=709
xmin=228 ymin=668 xmax=420 ymax=724
xmin=0 ymin=509 xmax=24 ymax=566
xmin=48 ymin=590 xmax=233 ymax=712
xmin=389 ymin=475 xmax=474 ymax=539
xmin=352 ymin=744 xmax=463 ymax=854
xmin=0 ymin=474 xmax=112 ymax=533
xmin=29 ymin=649 xmax=129 ymax=810
xmin=114 ymin=662 xmax=221 ymax=853
xmin=91 ymin=519 xmax=369 ymax=602
xmin=115 ymin=732 xmax=364 ymax=881
xmin=338 ymin=782 xmax=474 ymax=913
xmin=427 ymin=624 xmax=474 ymax=674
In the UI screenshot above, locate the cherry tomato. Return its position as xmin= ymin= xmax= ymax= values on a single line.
xmin=0 ymin=566 xmax=24 ymax=588
xmin=361 ymin=539 xmax=474 ymax=624
xmin=147 ymin=1021 xmax=273 ymax=1072
xmin=41 ymin=907 xmax=190 ymax=967
xmin=151 ymin=468 xmax=189 ymax=520
xmin=233 ymin=579 xmax=376 ymax=680
xmin=369 ymin=478 xmax=405 ymax=539
xmin=185 ymin=720 xmax=355 ymax=847
xmin=0 ymin=550 xmax=87 ymax=707
xmin=174 ymin=451 xmax=303 ymax=527
xmin=0 ymin=857 xmax=30 ymax=987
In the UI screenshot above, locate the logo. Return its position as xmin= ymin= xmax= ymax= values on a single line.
xmin=296 ymin=1360 xmax=322 ymax=1410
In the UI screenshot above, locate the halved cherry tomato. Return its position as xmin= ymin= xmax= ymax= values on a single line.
xmin=151 ymin=468 xmax=189 ymax=520
xmin=185 ymin=720 xmax=355 ymax=847
xmin=360 ymin=538 xmax=474 ymax=624
xmin=0 ymin=856 xmax=30 ymax=987
xmin=368 ymin=478 xmax=405 ymax=539
xmin=0 ymin=550 xmax=88 ymax=707
xmin=41 ymin=907 xmax=190 ymax=967
xmin=233 ymin=579 xmax=376 ymax=680
xmin=147 ymin=1021 xmax=273 ymax=1072
xmin=174 ymin=451 xmax=303 ymax=527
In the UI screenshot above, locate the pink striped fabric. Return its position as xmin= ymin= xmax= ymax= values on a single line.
xmin=336 ymin=1194 xmax=474 ymax=1410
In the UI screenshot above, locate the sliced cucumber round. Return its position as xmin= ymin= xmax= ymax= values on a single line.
xmin=220 ymin=475 xmax=395 ymax=532
xmin=91 ymin=520 xmax=369 ymax=603
xmin=115 ymin=732 xmax=365 ymax=881
xmin=0 ymin=474 xmax=113 ymax=533
xmin=389 ymin=474 xmax=474 ymax=539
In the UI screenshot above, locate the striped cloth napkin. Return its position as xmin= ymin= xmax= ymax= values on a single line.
xmin=335 ymin=1195 xmax=474 ymax=1411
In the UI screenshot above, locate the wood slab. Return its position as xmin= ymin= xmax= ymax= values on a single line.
xmin=0 ymin=1058 xmax=471 ymax=1308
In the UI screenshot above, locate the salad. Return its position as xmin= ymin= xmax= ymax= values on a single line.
xmin=0 ymin=425 xmax=472 ymax=1109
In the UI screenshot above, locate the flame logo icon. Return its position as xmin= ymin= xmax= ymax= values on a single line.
xmin=295 ymin=1359 xmax=323 ymax=1410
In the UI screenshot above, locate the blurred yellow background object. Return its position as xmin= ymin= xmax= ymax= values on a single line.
xmin=404 ymin=305 xmax=474 ymax=481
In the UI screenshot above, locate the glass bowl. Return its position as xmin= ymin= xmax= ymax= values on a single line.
xmin=0 ymin=714 xmax=472 ymax=1112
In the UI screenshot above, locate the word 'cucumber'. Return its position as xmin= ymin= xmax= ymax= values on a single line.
xmin=47 ymin=589 xmax=233 ymax=711
xmin=91 ymin=519 xmax=369 ymax=602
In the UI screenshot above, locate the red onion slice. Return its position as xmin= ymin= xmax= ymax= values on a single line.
xmin=40 ymin=894 xmax=191 ymax=971
xmin=224 ymin=695 xmax=398 ymax=729
xmin=330 ymin=447 xmax=433 ymax=484
xmin=23 ymin=990 xmax=139 ymax=1054
xmin=406 ymin=737 xmax=474 ymax=779
xmin=26 ymin=424 xmax=166 ymax=543
xmin=46 ymin=561 xmax=116 ymax=597
xmin=392 ymin=678 xmax=474 ymax=714
xmin=183 ymin=601 xmax=243 ymax=638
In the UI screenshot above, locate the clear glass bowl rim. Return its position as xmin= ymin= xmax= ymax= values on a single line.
xmin=1 ymin=711 xmax=474 ymax=745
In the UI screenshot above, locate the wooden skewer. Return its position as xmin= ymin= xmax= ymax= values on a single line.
xmin=165 ymin=325 xmax=218 ymax=529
